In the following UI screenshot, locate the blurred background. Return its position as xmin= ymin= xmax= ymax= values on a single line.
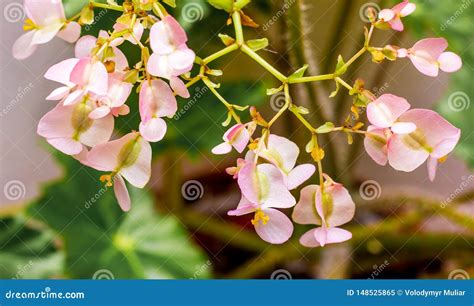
xmin=0 ymin=0 xmax=473 ymax=279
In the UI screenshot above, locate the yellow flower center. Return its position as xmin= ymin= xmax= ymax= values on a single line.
xmin=23 ymin=19 xmax=36 ymax=31
xmin=99 ymin=174 xmax=114 ymax=187
xmin=251 ymin=209 xmax=270 ymax=226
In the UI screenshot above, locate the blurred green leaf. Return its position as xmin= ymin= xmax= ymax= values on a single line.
xmin=0 ymin=217 xmax=63 ymax=279
xmin=26 ymin=154 xmax=211 ymax=279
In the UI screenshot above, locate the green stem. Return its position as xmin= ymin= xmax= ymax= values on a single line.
xmin=289 ymin=73 xmax=334 ymax=84
xmin=202 ymin=44 xmax=239 ymax=64
xmin=232 ymin=11 xmax=244 ymax=45
xmin=241 ymin=45 xmax=287 ymax=82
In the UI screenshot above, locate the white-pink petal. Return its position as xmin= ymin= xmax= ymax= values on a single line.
xmin=254 ymin=208 xmax=293 ymax=244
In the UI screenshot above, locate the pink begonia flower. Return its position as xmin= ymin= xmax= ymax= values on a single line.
xmin=387 ymin=109 xmax=460 ymax=181
xmin=12 ymin=0 xmax=81 ymax=60
xmin=74 ymin=31 xmax=129 ymax=72
xmin=44 ymin=57 xmax=109 ymax=106
xmin=229 ymin=162 xmax=296 ymax=244
xmin=113 ymin=21 xmax=144 ymax=45
xmin=37 ymin=99 xmax=114 ymax=156
xmin=257 ymin=135 xmax=315 ymax=190
xmin=87 ymin=132 xmax=152 ymax=211
xmin=378 ymin=0 xmax=416 ymax=32
xmin=292 ymin=178 xmax=355 ymax=247
xmin=366 ymin=94 xmax=416 ymax=134
xmin=138 ymin=79 xmax=177 ymax=142
xmin=397 ymin=38 xmax=462 ymax=77
xmin=212 ymin=124 xmax=251 ymax=155
xmin=364 ymin=94 xmax=460 ymax=180
xmin=146 ymin=16 xmax=195 ymax=96
xmin=89 ymin=73 xmax=133 ymax=119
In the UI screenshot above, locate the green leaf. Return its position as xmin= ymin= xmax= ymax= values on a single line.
xmin=207 ymin=0 xmax=233 ymax=12
xmin=63 ymin=0 xmax=93 ymax=18
xmin=315 ymin=122 xmax=335 ymax=134
xmin=335 ymin=55 xmax=347 ymax=75
xmin=218 ymin=33 xmax=235 ymax=46
xmin=288 ymin=64 xmax=309 ymax=80
xmin=246 ymin=38 xmax=269 ymax=51
xmin=329 ymin=81 xmax=340 ymax=98
xmin=0 ymin=217 xmax=64 ymax=279
xmin=26 ymin=154 xmax=211 ymax=279
xmin=266 ymin=85 xmax=284 ymax=95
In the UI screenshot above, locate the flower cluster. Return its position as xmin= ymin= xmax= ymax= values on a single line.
xmin=17 ymin=0 xmax=194 ymax=211
xmin=14 ymin=0 xmax=462 ymax=248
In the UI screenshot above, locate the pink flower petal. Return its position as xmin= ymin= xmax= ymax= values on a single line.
xmin=139 ymin=79 xmax=177 ymax=120
xmin=12 ymin=31 xmax=38 ymax=60
xmin=44 ymin=58 xmax=79 ymax=86
xmin=259 ymin=134 xmax=298 ymax=173
xmin=168 ymin=47 xmax=195 ymax=74
xmin=106 ymin=73 xmax=133 ymax=107
xmin=150 ymin=16 xmax=188 ymax=54
xmin=139 ymin=117 xmax=167 ymax=142
xmin=254 ymin=208 xmax=293 ymax=244
xmin=88 ymin=105 xmax=111 ymax=119
xmin=211 ymin=142 xmax=232 ymax=155
xmin=237 ymin=162 xmax=259 ymax=204
xmin=47 ymin=137 xmax=83 ymax=155
xmin=292 ymin=185 xmax=321 ymax=225
xmin=411 ymin=38 xmax=448 ymax=58
xmin=46 ymin=86 xmax=70 ymax=100
xmin=88 ymin=133 xmax=139 ymax=172
xmin=24 ymin=0 xmax=65 ymax=24
xmin=63 ymin=89 xmax=85 ymax=106
xmin=391 ymin=122 xmax=417 ymax=134
xmin=37 ymin=102 xmax=75 ymax=139
xmin=378 ymin=9 xmax=395 ymax=21
xmin=427 ymin=156 xmax=438 ymax=182
xmin=398 ymin=109 xmax=460 ymax=157
xmin=367 ymin=94 xmax=410 ymax=128
xmin=88 ymin=133 xmax=151 ymax=188
xmin=57 ymin=21 xmax=81 ymax=43
xmin=399 ymin=2 xmax=416 ymax=17
xmin=299 ymin=228 xmax=321 ymax=247
xmin=323 ymin=183 xmax=356 ymax=227
xmin=146 ymin=53 xmax=171 ymax=78
xmin=170 ymin=76 xmax=190 ymax=98
xmin=287 ymin=164 xmax=315 ymax=190
xmin=364 ymin=126 xmax=389 ymax=166
xmin=228 ymin=195 xmax=257 ymax=216
xmin=78 ymin=113 xmax=114 ymax=147
xmin=114 ymin=175 xmax=131 ymax=212
xmin=74 ymin=35 xmax=97 ymax=58
xmin=31 ymin=23 xmax=63 ymax=45
xmin=387 ymin=133 xmax=430 ymax=172
xmin=388 ymin=17 xmax=404 ymax=32
xmin=120 ymin=136 xmax=152 ymax=188
xmin=316 ymin=227 xmax=352 ymax=245
xmin=438 ymin=52 xmax=462 ymax=73
xmin=258 ymin=163 xmax=296 ymax=209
